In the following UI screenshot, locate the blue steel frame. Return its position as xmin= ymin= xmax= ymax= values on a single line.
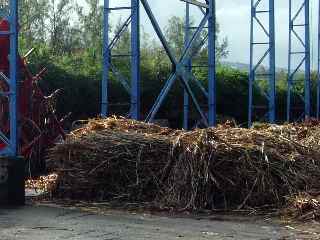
xmin=102 ymin=0 xmax=140 ymax=120
xmin=183 ymin=0 xmax=215 ymax=129
xmin=287 ymin=0 xmax=310 ymax=122
xmin=249 ymin=0 xmax=276 ymax=127
xmin=0 ymin=0 xmax=19 ymax=157
xmin=317 ymin=0 xmax=320 ymax=118
xmin=208 ymin=0 xmax=216 ymax=126
xmin=102 ymin=0 xmax=216 ymax=127
xmin=183 ymin=2 xmax=191 ymax=129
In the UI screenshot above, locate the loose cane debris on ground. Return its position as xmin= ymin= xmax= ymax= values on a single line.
xmin=27 ymin=117 xmax=320 ymax=221
xmin=25 ymin=174 xmax=58 ymax=193
xmin=282 ymin=192 xmax=320 ymax=222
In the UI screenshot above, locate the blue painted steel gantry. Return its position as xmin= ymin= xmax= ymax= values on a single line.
xmin=102 ymin=0 xmax=140 ymax=120
xmin=1 ymin=0 xmax=317 ymax=153
xmin=249 ymin=0 xmax=276 ymax=127
xmin=183 ymin=0 xmax=216 ymax=128
xmin=287 ymin=0 xmax=311 ymax=122
xmin=0 ymin=0 xmax=19 ymax=157
xmin=102 ymin=0 xmax=314 ymax=127
xmin=102 ymin=0 xmax=216 ymax=127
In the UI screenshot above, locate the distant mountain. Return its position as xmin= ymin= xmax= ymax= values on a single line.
xmin=221 ymin=61 xmax=250 ymax=71
xmin=221 ymin=61 xmax=288 ymax=73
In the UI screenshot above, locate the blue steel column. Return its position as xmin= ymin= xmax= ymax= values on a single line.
xmin=249 ymin=0 xmax=254 ymax=127
xmin=249 ymin=0 xmax=276 ymax=127
xmin=208 ymin=0 xmax=216 ymax=126
xmin=305 ymin=0 xmax=310 ymax=118
xmin=287 ymin=0 xmax=292 ymax=121
xmin=9 ymin=0 xmax=19 ymax=156
xmin=287 ymin=0 xmax=310 ymax=121
xmin=269 ymin=0 xmax=276 ymax=123
xmin=101 ymin=0 xmax=110 ymax=117
xmin=183 ymin=2 xmax=190 ymax=129
xmin=317 ymin=0 xmax=320 ymax=118
xmin=131 ymin=0 xmax=140 ymax=120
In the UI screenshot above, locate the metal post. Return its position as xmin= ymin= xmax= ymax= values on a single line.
xmin=183 ymin=2 xmax=190 ymax=129
xmin=9 ymin=0 xmax=18 ymax=156
xmin=101 ymin=0 xmax=110 ymax=117
xmin=131 ymin=0 xmax=140 ymax=120
xmin=269 ymin=0 xmax=276 ymax=123
xmin=317 ymin=0 xmax=320 ymax=118
xmin=249 ymin=0 xmax=254 ymax=127
xmin=0 ymin=0 xmax=27 ymax=205
xmin=305 ymin=0 xmax=311 ymax=119
xmin=208 ymin=0 xmax=216 ymax=126
xmin=287 ymin=0 xmax=292 ymax=122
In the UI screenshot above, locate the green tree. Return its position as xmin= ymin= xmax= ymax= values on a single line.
xmin=19 ymin=0 xmax=49 ymax=48
xmin=48 ymin=0 xmax=75 ymax=54
xmin=164 ymin=16 xmax=229 ymax=62
xmin=112 ymin=19 xmax=131 ymax=54
xmin=76 ymin=0 xmax=104 ymax=62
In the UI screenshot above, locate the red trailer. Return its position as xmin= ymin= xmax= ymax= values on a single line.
xmin=0 ymin=18 xmax=66 ymax=170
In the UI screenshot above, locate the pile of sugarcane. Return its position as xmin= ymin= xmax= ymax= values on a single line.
xmin=47 ymin=117 xmax=178 ymax=201
xmin=25 ymin=173 xmax=58 ymax=193
xmin=282 ymin=192 xmax=320 ymax=221
xmin=47 ymin=117 xmax=320 ymax=210
xmin=253 ymin=119 xmax=320 ymax=151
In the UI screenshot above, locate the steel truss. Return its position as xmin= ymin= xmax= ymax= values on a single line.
xmin=249 ymin=0 xmax=276 ymax=127
xmin=4 ymin=0 xmax=315 ymax=152
xmin=287 ymin=0 xmax=310 ymax=121
xmin=102 ymin=0 xmax=140 ymax=120
xmin=182 ymin=0 xmax=216 ymax=128
xmin=102 ymin=0 xmax=216 ymax=127
xmin=0 ymin=0 xmax=19 ymax=157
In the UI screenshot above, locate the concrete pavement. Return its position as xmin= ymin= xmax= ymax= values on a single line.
xmin=0 ymin=204 xmax=319 ymax=240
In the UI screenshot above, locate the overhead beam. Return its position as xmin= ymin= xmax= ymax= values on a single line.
xmin=180 ymin=0 xmax=208 ymax=9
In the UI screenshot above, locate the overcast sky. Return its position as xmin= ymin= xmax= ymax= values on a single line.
xmin=88 ymin=0 xmax=320 ymax=70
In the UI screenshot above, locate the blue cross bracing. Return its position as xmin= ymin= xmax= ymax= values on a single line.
xmin=102 ymin=0 xmax=216 ymax=128
xmin=101 ymin=0 xmax=316 ymax=127
xmin=0 ymin=0 xmax=19 ymax=157
xmin=2 ymin=0 xmax=318 ymax=153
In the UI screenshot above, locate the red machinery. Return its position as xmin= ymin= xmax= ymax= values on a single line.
xmin=0 ymin=18 xmax=66 ymax=169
